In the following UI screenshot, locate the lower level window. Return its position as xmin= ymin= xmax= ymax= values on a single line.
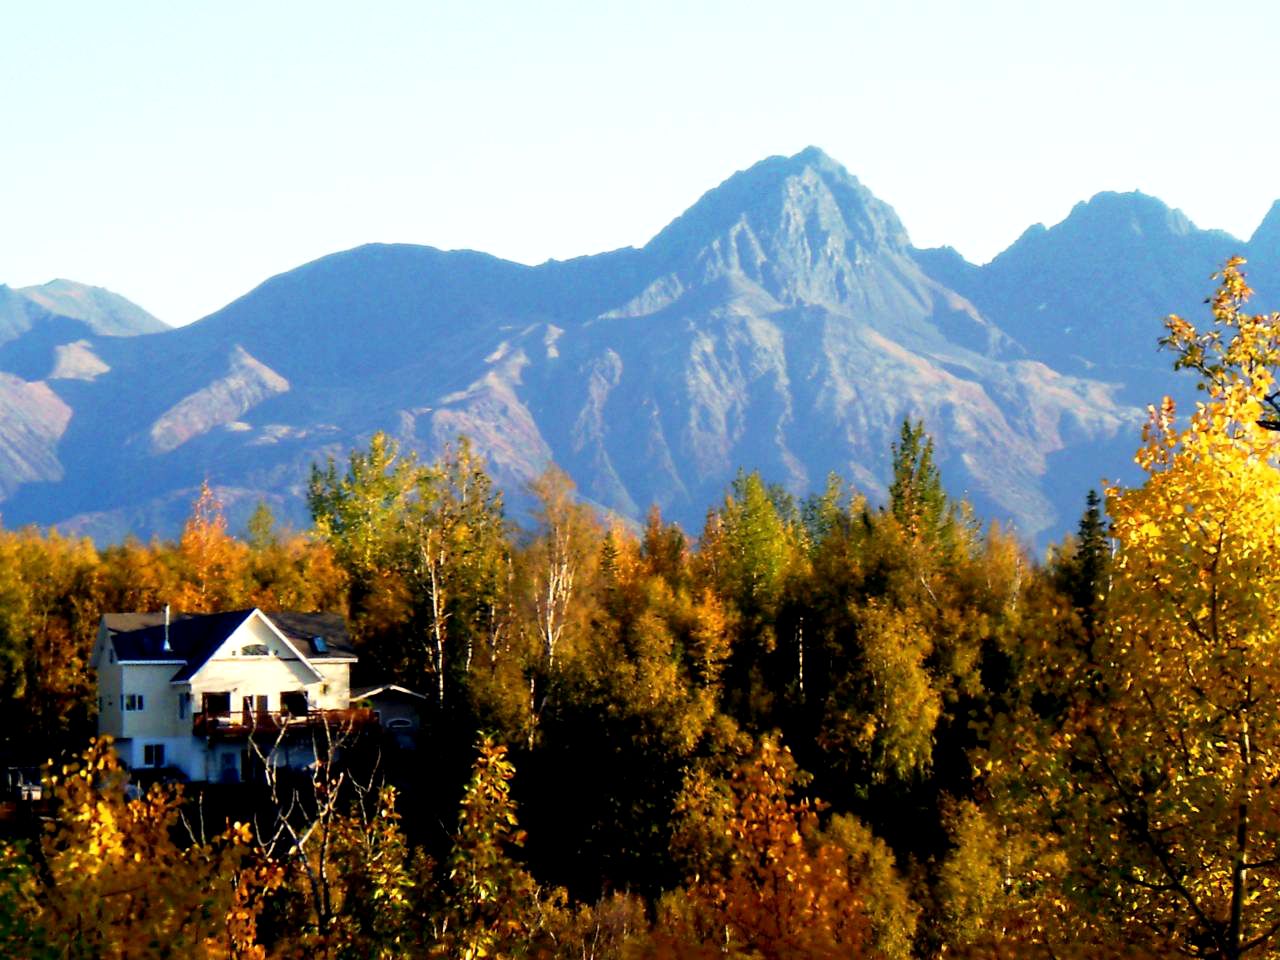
xmin=124 ymin=693 xmax=144 ymax=711
xmin=143 ymin=744 xmax=165 ymax=767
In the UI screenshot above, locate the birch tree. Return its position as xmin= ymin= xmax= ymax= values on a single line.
xmin=980 ymin=260 xmax=1280 ymax=958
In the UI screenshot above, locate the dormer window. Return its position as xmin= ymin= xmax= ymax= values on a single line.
xmin=240 ymin=643 xmax=270 ymax=657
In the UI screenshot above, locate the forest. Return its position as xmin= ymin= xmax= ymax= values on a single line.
xmin=0 ymin=261 xmax=1278 ymax=958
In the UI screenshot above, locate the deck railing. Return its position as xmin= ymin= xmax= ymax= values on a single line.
xmin=193 ymin=707 xmax=376 ymax=739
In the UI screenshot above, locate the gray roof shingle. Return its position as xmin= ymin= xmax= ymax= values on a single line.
xmin=103 ymin=609 xmax=356 ymax=683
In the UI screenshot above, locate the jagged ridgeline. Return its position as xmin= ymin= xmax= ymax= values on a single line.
xmin=2 ymin=147 xmax=1274 ymax=544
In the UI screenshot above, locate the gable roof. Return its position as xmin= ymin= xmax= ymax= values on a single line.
xmin=351 ymin=683 xmax=428 ymax=701
xmin=102 ymin=609 xmax=356 ymax=682
xmin=266 ymin=611 xmax=357 ymax=660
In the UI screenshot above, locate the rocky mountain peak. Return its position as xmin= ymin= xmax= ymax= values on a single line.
xmin=987 ymin=189 xmax=1239 ymax=287
xmin=17 ymin=279 xmax=167 ymax=337
xmin=650 ymin=147 xmax=910 ymax=258
xmin=0 ymin=149 xmax=1205 ymax=548
xmin=1065 ymin=190 xmax=1196 ymax=239
xmin=633 ymin=148 xmax=914 ymax=311
xmin=995 ymin=193 xmax=1205 ymax=274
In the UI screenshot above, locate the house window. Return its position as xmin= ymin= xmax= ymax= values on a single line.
xmin=280 ymin=690 xmax=308 ymax=717
xmin=240 ymin=643 xmax=270 ymax=657
xmin=109 ymin=650 xmax=115 ymax=663
xmin=242 ymin=695 xmax=269 ymax=720
xmin=203 ymin=692 xmax=231 ymax=717
xmin=178 ymin=693 xmax=191 ymax=720
xmin=124 ymin=694 xmax=145 ymax=711
xmin=143 ymin=744 xmax=165 ymax=767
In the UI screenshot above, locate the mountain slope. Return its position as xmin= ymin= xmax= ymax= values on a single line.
xmin=0 ymin=283 xmax=163 ymax=512
xmin=7 ymin=149 xmax=1253 ymax=546
xmin=508 ymin=150 xmax=1127 ymax=535
xmin=917 ymin=192 xmax=1242 ymax=405
xmin=18 ymin=279 xmax=167 ymax=337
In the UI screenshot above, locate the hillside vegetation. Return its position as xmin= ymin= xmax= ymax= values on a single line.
xmin=0 ymin=264 xmax=1277 ymax=958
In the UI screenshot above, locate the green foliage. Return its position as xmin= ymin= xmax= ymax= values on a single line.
xmin=3 ymin=738 xmax=269 ymax=959
xmin=408 ymin=438 xmax=513 ymax=711
xmin=15 ymin=268 xmax=1280 ymax=960
xmin=711 ymin=470 xmax=794 ymax=622
xmin=308 ymin=432 xmax=420 ymax=584
xmin=976 ymin=261 xmax=1280 ymax=958
xmin=889 ymin=417 xmax=952 ymax=545
xmin=434 ymin=737 xmax=561 ymax=959
xmin=696 ymin=470 xmax=805 ymax=731
xmin=309 ymin=433 xmax=515 ymax=715
xmin=820 ymin=597 xmax=942 ymax=783
xmin=245 ymin=499 xmax=279 ymax=551
xmin=1050 ymin=488 xmax=1109 ymax=640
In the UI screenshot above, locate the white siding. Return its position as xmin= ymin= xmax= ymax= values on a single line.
xmin=118 ymin=663 xmax=186 ymax=739
xmin=314 ymin=662 xmax=351 ymax=710
xmin=115 ymin=736 xmax=205 ymax=778
xmin=97 ymin=610 xmax=357 ymax=782
xmin=190 ymin=615 xmax=320 ymax=710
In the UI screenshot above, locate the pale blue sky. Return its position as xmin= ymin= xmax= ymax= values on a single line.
xmin=3 ymin=1 xmax=1277 ymax=325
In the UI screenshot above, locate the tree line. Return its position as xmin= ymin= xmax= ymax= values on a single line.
xmin=0 ymin=260 xmax=1278 ymax=957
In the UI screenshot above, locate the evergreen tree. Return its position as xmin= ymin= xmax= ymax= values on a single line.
xmin=245 ymin=498 xmax=278 ymax=551
xmin=1054 ymin=488 xmax=1110 ymax=639
xmin=888 ymin=418 xmax=951 ymax=545
xmin=980 ymin=260 xmax=1280 ymax=957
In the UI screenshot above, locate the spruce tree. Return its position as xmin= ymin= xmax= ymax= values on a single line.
xmin=888 ymin=419 xmax=949 ymax=544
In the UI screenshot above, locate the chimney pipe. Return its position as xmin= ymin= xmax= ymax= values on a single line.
xmin=163 ymin=605 xmax=171 ymax=653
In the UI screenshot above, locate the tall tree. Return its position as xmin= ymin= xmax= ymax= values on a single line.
xmin=405 ymin=438 xmax=511 ymax=712
xmin=651 ymin=737 xmax=914 ymax=959
xmin=697 ymin=470 xmax=801 ymax=729
xmin=888 ymin=418 xmax=951 ymax=545
xmin=1052 ymin=488 xmax=1110 ymax=643
xmin=519 ymin=466 xmax=601 ymax=736
xmin=981 ymin=259 xmax=1280 ymax=958
xmin=432 ymin=737 xmax=561 ymax=958
xmin=245 ymin=499 xmax=279 ymax=551
xmin=308 ymin=431 xmax=418 ymax=615
xmin=174 ymin=481 xmax=250 ymax=611
xmin=309 ymin=433 xmax=513 ymax=710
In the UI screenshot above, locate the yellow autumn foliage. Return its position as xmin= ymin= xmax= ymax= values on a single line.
xmin=975 ymin=259 xmax=1280 ymax=958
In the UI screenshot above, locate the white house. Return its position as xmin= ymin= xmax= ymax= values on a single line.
xmin=93 ymin=608 xmax=369 ymax=783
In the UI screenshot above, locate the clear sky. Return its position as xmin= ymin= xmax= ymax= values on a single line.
xmin=3 ymin=0 xmax=1278 ymax=326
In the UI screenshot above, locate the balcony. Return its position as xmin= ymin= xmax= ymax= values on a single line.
xmin=193 ymin=707 xmax=376 ymax=740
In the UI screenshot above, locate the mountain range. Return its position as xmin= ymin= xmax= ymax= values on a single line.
xmin=3 ymin=147 xmax=1272 ymax=547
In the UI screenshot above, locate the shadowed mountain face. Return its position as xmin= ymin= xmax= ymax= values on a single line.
xmin=914 ymin=191 xmax=1264 ymax=409
xmin=0 ymin=149 xmax=1264 ymax=545
xmin=0 ymin=283 xmax=165 ymax=506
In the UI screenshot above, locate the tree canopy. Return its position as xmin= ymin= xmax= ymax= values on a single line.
xmin=5 ymin=262 xmax=1280 ymax=957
